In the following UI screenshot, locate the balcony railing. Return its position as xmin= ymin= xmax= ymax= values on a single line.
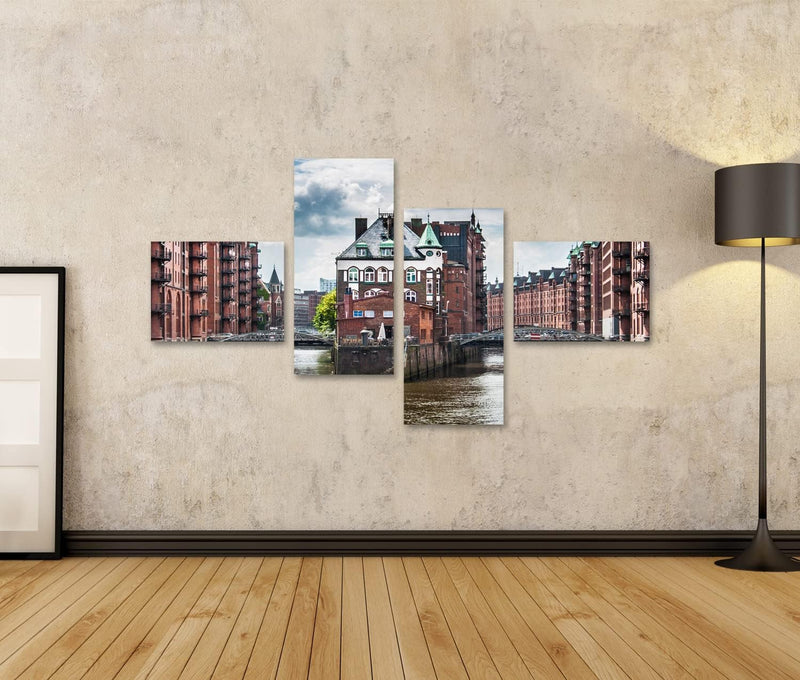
xmin=152 ymin=303 xmax=172 ymax=314
xmin=240 ymin=316 xmax=251 ymax=323
xmin=634 ymin=244 xmax=650 ymax=259
xmin=634 ymin=270 xmax=649 ymax=282
xmin=612 ymin=246 xmax=631 ymax=257
xmin=190 ymin=268 xmax=207 ymax=277
xmin=222 ymin=295 xmax=236 ymax=302
xmin=239 ymin=273 xmax=250 ymax=283
xmin=612 ymin=266 xmax=631 ymax=275
xmin=151 ymin=269 xmax=171 ymax=284
xmin=220 ymin=252 xmax=236 ymax=262
xmin=191 ymin=285 xmax=208 ymax=293
xmin=239 ymin=253 xmax=251 ymax=260
xmin=190 ymin=249 xmax=207 ymax=260
xmin=221 ymin=280 xmax=235 ymax=288
xmin=613 ymin=284 xmax=628 ymax=293
xmin=190 ymin=309 xmax=210 ymax=317
xmin=221 ymin=265 xmax=236 ymax=274
xmin=613 ymin=307 xmax=632 ymax=317
xmin=634 ymin=302 xmax=649 ymax=313
xmin=151 ymin=247 xmax=171 ymax=262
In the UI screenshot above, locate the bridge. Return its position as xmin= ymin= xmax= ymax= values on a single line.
xmin=513 ymin=326 xmax=604 ymax=342
xmin=294 ymin=331 xmax=334 ymax=346
xmin=457 ymin=331 xmax=504 ymax=346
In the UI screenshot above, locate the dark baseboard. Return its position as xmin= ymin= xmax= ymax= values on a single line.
xmin=62 ymin=530 xmax=800 ymax=557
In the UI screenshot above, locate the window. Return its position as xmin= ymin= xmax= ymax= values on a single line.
xmin=351 ymin=290 xmax=359 ymax=300
xmin=357 ymin=247 xmax=367 ymax=257
xmin=381 ymin=247 xmax=393 ymax=257
xmin=406 ymin=269 xmax=417 ymax=283
xmin=364 ymin=268 xmax=375 ymax=283
xmin=365 ymin=310 xmax=375 ymax=318
xmin=404 ymin=290 xmax=417 ymax=302
xmin=377 ymin=268 xmax=388 ymax=283
xmin=426 ymin=280 xmax=434 ymax=294
xmin=348 ymin=267 xmax=358 ymax=282
xmin=353 ymin=310 xmax=364 ymax=317
xmin=383 ymin=310 xmax=393 ymax=318
xmin=364 ymin=289 xmax=376 ymax=298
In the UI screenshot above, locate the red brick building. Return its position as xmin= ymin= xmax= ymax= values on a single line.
xmin=151 ymin=241 xmax=263 ymax=341
xmin=486 ymin=281 xmax=504 ymax=332
xmin=513 ymin=241 xmax=650 ymax=341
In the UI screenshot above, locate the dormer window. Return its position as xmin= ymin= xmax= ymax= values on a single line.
xmin=380 ymin=247 xmax=393 ymax=257
xmin=357 ymin=247 xmax=367 ymax=257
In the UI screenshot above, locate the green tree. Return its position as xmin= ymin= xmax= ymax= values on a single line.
xmin=313 ymin=289 xmax=337 ymax=334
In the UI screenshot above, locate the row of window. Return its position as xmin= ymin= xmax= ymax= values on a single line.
xmin=352 ymin=310 xmax=394 ymax=318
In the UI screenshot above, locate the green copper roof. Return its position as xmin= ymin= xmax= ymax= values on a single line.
xmin=380 ymin=238 xmax=394 ymax=247
xmin=417 ymin=222 xmax=442 ymax=249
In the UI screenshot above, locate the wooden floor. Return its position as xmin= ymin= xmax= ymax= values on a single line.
xmin=0 ymin=556 xmax=799 ymax=679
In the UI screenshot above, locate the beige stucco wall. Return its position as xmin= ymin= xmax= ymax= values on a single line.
xmin=3 ymin=0 xmax=800 ymax=530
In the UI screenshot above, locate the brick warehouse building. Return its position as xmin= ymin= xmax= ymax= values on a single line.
xmin=513 ymin=241 xmax=650 ymax=341
xmin=151 ymin=241 xmax=264 ymax=341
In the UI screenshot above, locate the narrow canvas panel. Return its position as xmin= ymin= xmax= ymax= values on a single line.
xmin=403 ymin=209 xmax=504 ymax=425
xmin=0 ymin=381 xmax=40 ymax=445
xmin=0 ymin=467 xmax=39 ymax=532
xmin=513 ymin=241 xmax=650 ymax=342
xmin=293 ymin=158 xmax=395 ymax=375
xmin=150 ymin=241 xmax=285 ymax=342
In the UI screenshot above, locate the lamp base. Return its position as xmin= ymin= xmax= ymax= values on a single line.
xmin=716 ymin=518 xmax=800 ymax=571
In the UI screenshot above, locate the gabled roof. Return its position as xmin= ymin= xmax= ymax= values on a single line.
xmin=337 ymin=216 xmax=395 ymax=260
xmin=417 ymin=221 xmax=442 ymax=249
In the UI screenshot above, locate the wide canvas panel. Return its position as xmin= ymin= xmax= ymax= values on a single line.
xmin=513 ymin=241 xmax=651 ymax=342
xmin=293 ymin=158 xmax=395 ymax=375
xmin=150 ymin=241 xmax=284 ymax=342
xmin=403 ymin=209 xmax=504 ymax=425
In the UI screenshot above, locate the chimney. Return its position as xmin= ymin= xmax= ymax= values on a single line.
xmin=411 ymin=218 xmax=423 ymax=236
xmin=387 ymin=215 xmax=394 ymax=239
xmin=355 ymin=218 xmax=368 ymax=239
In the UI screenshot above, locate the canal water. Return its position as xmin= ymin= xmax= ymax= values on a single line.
xmin=404 ymin=347 xmax=504 ymax=425
xmin=294 ymin=347 xmax=335 ymax=375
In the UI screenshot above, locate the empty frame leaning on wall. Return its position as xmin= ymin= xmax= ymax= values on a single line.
xmin=0 ymin=267 xmax=64 ymax=558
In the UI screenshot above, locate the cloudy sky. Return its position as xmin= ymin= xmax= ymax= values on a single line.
xmin=404 ymin=208 xmax=504 ymax=284
xmin=513 ymin=241 xmax=576 ymax=276
xmin=294 ymin=158 xmax=394 ymax=291
xmin=257 ymin=242 xmax=284 ymax=283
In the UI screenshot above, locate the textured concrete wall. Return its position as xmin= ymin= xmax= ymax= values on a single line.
xmin=3 ymin=0 xmax=800 ymax=530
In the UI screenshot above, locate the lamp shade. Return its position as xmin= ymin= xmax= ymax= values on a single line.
xmin=715 ymin=163 xmax=800 ymax=247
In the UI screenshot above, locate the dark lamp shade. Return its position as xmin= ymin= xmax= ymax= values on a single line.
xmin=715 ymin=163 xmax=800 ymax=247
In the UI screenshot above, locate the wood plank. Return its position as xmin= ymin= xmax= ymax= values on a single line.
xmin=502 ymin=557 xmax=629 ymax=680
xmin=0 ymin=560 xmax=41 ymax=589
xmin=592 ymin=557 xmax=777 ymax=680
xmin=440 ymin=557 xmax=534 ymax=680
xmin=211 ymin=557 xmax=283 ymax=680
xmin=341 ymin=557 xmax=371 ymax=680
xmin=48 ymin=557 xmax=187 ymax=680
xmin=544 ymin=558 xmax=691 ymax=680
xmin=655 ymin=557 xmax=800 ymax=655
xmin=0 ymin=557 xmax=88 ymax=622
xmin=110 ymin=557 xmax=224 ymax=680
xmin=625 ymin=557 xmax=800 ymax=679
xmin=0 ymin=557 xmax=141 ymax=678
xmin=421 ymin=556 xmax=502 ymax=680
xmin=0 ymin=557 xmax=101 ymax=640
xmin=383 ymin=557 xmax=436 ymax=680
xmin=480 ymin=557 xmax=596 ymax=680
xmin=308 ymin=556 xmax=343 ymax=680
xmin=243 ymin=557 xmax=302 ymax=680
xmin=0 ymin=559 xmax=62 ymax=606
xmin=564 ymin=558 xmax=728 ymax=680
xmin=462 ymin=558 xmax=566 ymax=680
xmin=179 ymin=557 xmax=263 ymax=680
xmin=402 ymin=557 xmax=469 ymax=680
xmin=142 ymin=557 xmax=244 ymax=680
xmin=363 ymin=556 xmax=404 ymax=680
xmin=17 ymin=557 xmax=163 ymax=680
xmin=275 ymin=557 xmax=323 ymax=680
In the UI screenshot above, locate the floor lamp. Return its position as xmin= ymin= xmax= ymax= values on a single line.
xmin=715 ymin=162 xmax=800 ymax=571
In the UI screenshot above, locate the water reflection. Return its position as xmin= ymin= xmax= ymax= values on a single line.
xmin=294 ymin=347 xmax=334 ymax=375
xmin=404 ymin=347 xmax=504 ymax=425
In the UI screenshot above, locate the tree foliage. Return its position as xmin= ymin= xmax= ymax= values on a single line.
xmin=313 ymin=289 xmax=337 ymax=334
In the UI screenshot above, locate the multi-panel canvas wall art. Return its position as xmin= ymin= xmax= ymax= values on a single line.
xmin=151 ymin=241 xmax=285 ymax=342
xmin=293 ymin=158 xmax=395 ymax=375
xmin=513 ymin=241 xmax=650 ymax=342
xmin=403 ymin=209 xmax=504 ymax=425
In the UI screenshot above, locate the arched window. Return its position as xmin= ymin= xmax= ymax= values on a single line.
xmin=404 ymin=289 xmax=417 ymax=302
xmin=364 ymin=289 xmax=376 ymax=298
xmin=364 ymin=267 xmax=375 ymax=283
xmin=348 ymin=267 xmax=358 ymax=282
xmin=406 ymin=268 xmax=417 ymax=284
xmin=377 ymin=267 xmax=388 ymax=283
xmin=351 ymin=290 xmax=359 ymax=300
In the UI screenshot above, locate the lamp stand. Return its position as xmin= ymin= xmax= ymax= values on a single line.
xmin=716 ymin=239 xmax=800 ymax=571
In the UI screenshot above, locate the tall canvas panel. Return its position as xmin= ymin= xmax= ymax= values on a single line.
xmin=403 ymin=209 xmax=504 ymax=425
xmin=294 ymin=158 xmax=395 ymax=375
